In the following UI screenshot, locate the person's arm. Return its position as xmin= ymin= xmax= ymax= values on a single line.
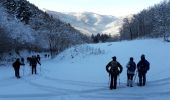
xmin=146 ymin=60 xmax=150 ymax=71
xmin=37 ymin=59 xmax=41 ymax=65
xmin=19 ymin=62 xmax=25 ymax=66
xmin=134 ymin=62 xmax=137 ymax=70
xmin=126 ymin=62 xmax=130 ymax=68
xmin=137 ymin=61 xmax=140 ymax=71
xmin=106 ymin=62 xmax=111 ymax=73
xmin=118 ymin=62 xmax=123 ymax=74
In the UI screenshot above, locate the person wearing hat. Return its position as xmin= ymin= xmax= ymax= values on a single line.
xmin=137 ymin=54 xmax=150 ymax=86
xmin=126 ymin=57 xmax=136 ymax=87
xmin=106 ymin=56 xmax=123 ymax=89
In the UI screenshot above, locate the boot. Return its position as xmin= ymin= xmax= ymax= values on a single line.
xmin=127 ymin=80 xmax=130 ymax=86
xmin=130 ymin=80 xmax=133 ymax=87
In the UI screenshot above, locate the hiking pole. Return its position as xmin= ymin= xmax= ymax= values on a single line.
xmin=40 ymin=64 xmax=41 ymax=75
xmin=134 ymin=70 xmax=138 ymax=85
xmin=22 ymin=64 xmax=25 ymax=76
xmin=23 ymin=66 xmax=24 ymax=76
xmin=108 ymin=73 xmax=110 ymax=87
xmin=21 ymin=58 xmax=25 ymax=76
xmin=118 ymin=75 xmax=120 ymax=86
xmin=133 ymin=71 xmax=136 ymax=85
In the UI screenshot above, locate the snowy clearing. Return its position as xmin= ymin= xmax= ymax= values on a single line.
xmin=0 ymin=39 xmax=170 ymax=100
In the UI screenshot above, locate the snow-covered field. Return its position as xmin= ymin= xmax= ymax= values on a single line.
xmin=0 ymin=39 xmax=170 ymax=100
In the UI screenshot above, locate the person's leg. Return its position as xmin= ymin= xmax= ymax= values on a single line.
xmin=142 ymin=73 xmax=146 ymax=86
xmin=33 ymin=67 xmax=36 ymax=74
xmin=138 ymin=72 xmax=142 ymax=86
xmin=35 ymin=66 xmax=37 ymax=74
xmin=113 ymin=75 xmax=117 ymax=89
xmin=131 ymin=74 xmax=134 ymax=86
xmin=130 ymin=74 xmax=134 ymax=87
xmin=32 ymin=66 xmax=34 ymax=74
xmin=127 ymin=73 xmax=130 ymax=86
xmin=32 ymin=65 xmax=36 ymax=74
xmin=110 ymin=74 xmax=114 ymax=89
xmin=14 ymin=68 xmax=17 ymax=78
xmin=18 ymin=68 xmax=20 ymax=78
xmin=16 ymin=68 xmax=20 ymax=78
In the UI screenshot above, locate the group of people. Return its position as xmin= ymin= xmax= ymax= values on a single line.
xmin=106 ymin=54 xmax=150 ymax=90
xmin=12 ymin=53 xmax=150 ymax=90
xmin=12 ymin=55 xmax=41 ymax=79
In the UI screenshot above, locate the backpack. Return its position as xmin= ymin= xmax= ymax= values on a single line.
xmin=110 ymin=61 xmax=119 ymax=74
xmin=12 ymin=62 xmax=17 ymax=68
xmin=139 ymin=61 xmax=149 ymax=72
xmin=31 ymin=57 xmax=38 ymax=66
xmin=127 ymin=62 xmax=136 ymax=72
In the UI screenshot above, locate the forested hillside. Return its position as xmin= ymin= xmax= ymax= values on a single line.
xmin=120 ymin=0 xmax=170 ymax=41
xmin=0 ymin=0 xmax=89 ymax=57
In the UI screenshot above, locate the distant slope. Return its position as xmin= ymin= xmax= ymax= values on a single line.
xmin=46 ymin=10 xmax=124 ymax=36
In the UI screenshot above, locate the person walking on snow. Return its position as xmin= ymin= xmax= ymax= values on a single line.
xmin=106 ymin=56 xmax=123 ymax=89
xmin=12 ymin=58 xmax=25 ymax=78
xmin=30 ymin=55 xmax=41 ymax=74
xmin=126 ymin=57 xmax=136 ymax=87
xmin=137 ymin=54 xmax=150 ymax=86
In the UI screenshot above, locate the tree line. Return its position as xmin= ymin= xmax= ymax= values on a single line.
xmin=119 ymin=0 xmax=170 ymax=41
xmin=91 ymin=33 xmax=120 ymax=43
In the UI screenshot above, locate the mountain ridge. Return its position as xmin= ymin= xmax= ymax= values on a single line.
xmin=45 ymin=10 xmax=126 ymax=36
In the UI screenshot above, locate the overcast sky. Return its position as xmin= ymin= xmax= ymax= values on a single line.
xmin=27 ymin=0 xmax=164 ymax=17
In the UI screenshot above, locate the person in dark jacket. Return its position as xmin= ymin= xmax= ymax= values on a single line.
xmin=30 ymin=55 xmax=41 ymax=74
xmin=137 ymin=54 xmax=150 ymax=86
xmin=106 ymin=56 xmax=123 ymax=89
xmin=12 ymin=58 xmax=25 ymax=78
xmin=126 ymin=57 xmax=136 ymax=87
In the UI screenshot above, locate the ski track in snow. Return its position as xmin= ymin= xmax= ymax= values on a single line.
xmin=1 ymin=67 xmax=170 ymax=100
xmin=1 ymin=63 xmax=170 ymax=99
xmin=1 ymin=72 xmax=170 ymax=100
xmin=1 ymin=39 xmax=170 ymax=100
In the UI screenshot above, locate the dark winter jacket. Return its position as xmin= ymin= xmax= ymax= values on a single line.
xmin=106 ymin=60 xmax=123 ymax=75
xmin=126 ymin=61 xmax=136 ymax=74
xmin=12 ymin=59 xmax=24 ymax=69
xmin=137 ymin=59 xmax=150 ymax=73
xmin=30 ymin=57 xmax=41 ymax=66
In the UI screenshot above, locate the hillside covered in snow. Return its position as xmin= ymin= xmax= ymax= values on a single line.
xmin=46 ymin=10 xmax=125 ymax=36
xmin=0 ymin=0 xmax=89 ymax=55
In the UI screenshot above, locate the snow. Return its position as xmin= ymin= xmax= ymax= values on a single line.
xmin=46 ymin=10 xmax=121 ymax=36
xmin=0 ymin=6 xmax=35 ymax=43
xmin=0 ymin=39 xmax=170 ymax=100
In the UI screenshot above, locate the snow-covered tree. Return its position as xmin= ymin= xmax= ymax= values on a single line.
xmin=120 ymin=0 xmax=170 ymax=41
